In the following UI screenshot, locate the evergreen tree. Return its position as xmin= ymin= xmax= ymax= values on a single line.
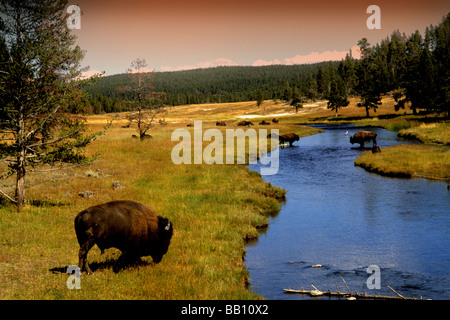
xmin=355 ymin=38 xmax=382 ymax=117
xmin=327 ymin=77 xmax=349 ymax=116
xmin=256 ymin=89 xmax=264 ymax=107
xmin=0 ymin=0 xmax=106 ymax=208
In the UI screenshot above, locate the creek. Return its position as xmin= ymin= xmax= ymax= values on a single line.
xmin=246 ymin=124 xmax=450 ymax=300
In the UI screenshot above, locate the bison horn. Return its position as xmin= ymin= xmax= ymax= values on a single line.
xmin=165 ymin=221 xmax=171 ymax=231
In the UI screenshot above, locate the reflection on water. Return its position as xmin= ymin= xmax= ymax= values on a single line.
xmin=247 ymin=125 xmax=450 ymax=300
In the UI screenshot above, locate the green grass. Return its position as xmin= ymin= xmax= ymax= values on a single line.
xmin=397 ymin=122 xmax=450 ymax=145
xmin=355 ymin=144 xmax=450 ymax=181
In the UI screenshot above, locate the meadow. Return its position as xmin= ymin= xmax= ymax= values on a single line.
xmin=0 ymin=106 xmax=321 ymax=300
xmin=0 ymin=98 xmax=448 ymax=299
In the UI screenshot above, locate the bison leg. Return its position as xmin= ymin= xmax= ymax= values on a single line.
xmin=78 ymin=237 xmax=95 ymax=275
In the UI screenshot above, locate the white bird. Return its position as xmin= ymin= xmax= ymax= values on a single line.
xmin=345 ymin=131 xmax=348 ymax=135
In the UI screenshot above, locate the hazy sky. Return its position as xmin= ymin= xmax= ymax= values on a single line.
xmin=70 ymin=0 xmax=449 ymax=76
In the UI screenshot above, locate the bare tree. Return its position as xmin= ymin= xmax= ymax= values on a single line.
xmin=121 ymin=58 xmax=167 ymax=140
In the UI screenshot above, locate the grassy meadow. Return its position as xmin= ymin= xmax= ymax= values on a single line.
xmin=0 ymin=97 xmax=448 ymax=299
xmin=0 ymin=107 xmax=321 ymax=300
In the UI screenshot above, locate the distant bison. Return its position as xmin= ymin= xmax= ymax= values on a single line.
xmin=279 ymin=133 xmax=300 ymax=147
xmin=259 ymin=120 xmax=270 ymax=125
xmin=236 ymin=120 xmax=254 ymax=126
xmin=272 ymin=118 xmax=279 ymax=123
xmin=216 ymin=121 xmax=227 ymax=126
xmin=75 ymin=200 xmax=173 ymax=274
xmin=350 ymin=131 xmax=377 ymax=148
xmin=372 ymin=146 xmax=381 ymax=153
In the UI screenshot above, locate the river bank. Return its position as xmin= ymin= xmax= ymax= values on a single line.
xmin=246 ymin=124 xmax=450 ymax=300
xmin=354 ymin=122 xmax=449 ymax=181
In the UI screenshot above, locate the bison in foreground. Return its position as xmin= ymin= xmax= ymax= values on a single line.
xmin=350 ymin=131 xmax=377 ymax=148
xmin=279 ymin=133 xmax=300 ymax=147
xmin=75 ymin=200 xmax=173 ymax=274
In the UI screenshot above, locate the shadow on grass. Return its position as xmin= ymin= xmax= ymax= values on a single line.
xmin=49 ymin=256 xmax=154 ymax=275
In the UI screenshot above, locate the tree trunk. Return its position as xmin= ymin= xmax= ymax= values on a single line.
xmin=15 ymin=154 xmax=26 ymax=208
xmin=15 ymin=112 xmax=26 ymax=208
xmin=365 ymin=106 xmax=370 ymax=117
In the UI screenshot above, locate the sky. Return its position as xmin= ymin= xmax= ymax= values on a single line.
xmin=70 ymin=0 xmax=450 ymax=76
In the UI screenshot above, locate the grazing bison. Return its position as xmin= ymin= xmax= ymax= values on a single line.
xmin=259 ymin=120 xmax=270 ymax=125
xmin=272 ymin=118 xmax=279 ymax=123
xmin=279 ymin=133 xmax=300 ymax=147
xmin=75 ymin=200 xmax=173 ymax=274
xmin=350 ymin=131 xmax=377 ymax=148
xmin=236 ymin=120 xmax=254 ymax=126
xmin=216 ymin=121 xmax=227 ymax=126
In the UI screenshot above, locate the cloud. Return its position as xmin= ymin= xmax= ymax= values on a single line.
xmin=158 ymin=47 xmax=361 ymax=73
xmin=160 ymin=57 xmax=240 ymax=72
xmin=252 ymin=46 xmax=361 ymax=66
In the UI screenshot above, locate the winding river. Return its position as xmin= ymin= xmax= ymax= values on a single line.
xmin=246 ymin=124 xmax=450 ymax=300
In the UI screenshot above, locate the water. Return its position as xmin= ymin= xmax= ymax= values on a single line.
xmin=246 ymin=125 xmax=450 ymax=300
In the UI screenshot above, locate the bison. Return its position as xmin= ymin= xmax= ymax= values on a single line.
xmin=279 ymin=133 xmax=300 ymax=147
xmin=74 ymin=200 xmax=173 ymax=274
xmin=216 ymin=121 xmax=227 ymax=126
xmin=272 ymin=118 xmax=279 ymax=123
xmin=350 ymin=131 xmax=377 ymax=148
xmin=236 ymin=120 xmax=254 ymax=126
xmin=259 ymin=120 xmax=270 ymax=125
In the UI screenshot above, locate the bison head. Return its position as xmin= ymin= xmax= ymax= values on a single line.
xmin=150 ymin=217 xmax=173 ymax=263
xmin=350 ymin=136 xmax=355 ymax=144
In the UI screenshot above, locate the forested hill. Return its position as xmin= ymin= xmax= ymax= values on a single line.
xmin=84 ymin=13 xmax=448 ymax=116
xmin=83 ymin=63 xmax=335 ymax=107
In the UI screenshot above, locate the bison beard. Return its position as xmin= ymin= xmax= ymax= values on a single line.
xmin=75 ymin=200 xmax=173 ymax=274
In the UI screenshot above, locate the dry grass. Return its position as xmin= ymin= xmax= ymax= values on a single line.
xmin=398 ymin=122 xmax=450 ymax=145
xmin=0 ymin=112 xmax=324 ymax=299
xmin=355 ymin=144 xmax=450 ymax=181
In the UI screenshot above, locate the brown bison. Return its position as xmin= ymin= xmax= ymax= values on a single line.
xmin=272 ymin=118 xmax=279 ymax=123
xmin=216 ymin=121 xmax=227 ymax=126
xmin=236 ymin=120 xmax=254 ymax=126
xmin=279 ymin=133 xmax=300 ymax=147
xmin=350 ymin=131 xmax=377 ymax=148
xmin=259 ymin=120 xmax=270 ymax=125
xmin=75 ymin=200 xmax=173 ymax=274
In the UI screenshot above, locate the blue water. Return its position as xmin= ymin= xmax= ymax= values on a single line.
xmin=247 ymin=125 xmax=450 ymax=300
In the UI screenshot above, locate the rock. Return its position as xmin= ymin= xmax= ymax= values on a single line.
xmin=78 ymin=191 xmax=96 ymax=199
xmin=112 ymin=181 xmax=125 ymax=189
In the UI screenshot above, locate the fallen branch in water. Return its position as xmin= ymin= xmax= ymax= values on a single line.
xmin=284 ymin=276 xmax=427 ymax=300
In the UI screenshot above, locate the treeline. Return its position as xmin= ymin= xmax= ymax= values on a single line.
xmin=84 ymin=14 xmax=449 ymax=116
xmin=84 ymin=63 xmax=330 ymax=110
